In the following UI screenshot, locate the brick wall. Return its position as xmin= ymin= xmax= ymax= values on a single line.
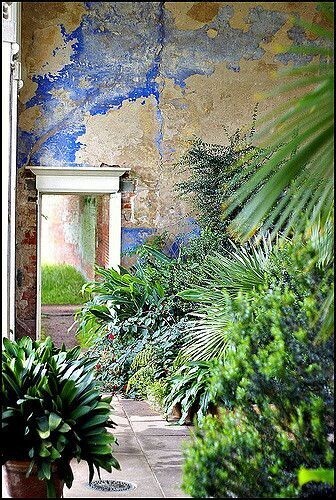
xmin=95 ymin=195 xmax=110 ymax=270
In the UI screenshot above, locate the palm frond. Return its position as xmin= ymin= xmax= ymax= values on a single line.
xmin=178 ymin=237 xmax=273 ymax=360
xmin=182 ymin=304 xmax=231 ymax=361
xmin=223 ymin=3 xmax=334 ymax=241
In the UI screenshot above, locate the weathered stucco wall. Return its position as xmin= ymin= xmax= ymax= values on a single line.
xmin=16 ymin=1 xmax=319 ymax=336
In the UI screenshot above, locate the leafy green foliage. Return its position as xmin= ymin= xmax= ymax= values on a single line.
xmin=166 ymin=115 xmax=262 ymax=315
xmin=1 ymin=337 xmax=119 ymax=496
xmin=176 ymin=116 xmax=258 ymax=239
xmin=84 ymin=306 xmax=186 ymax=400
xmin=183 ymin=411 xmax=293 ymax=498
xmin=41 ymin=264 xmax=88 ymax=305
xmin=75 ymin=263 xmax=166 ymax=347
xmin=163 ymin=359 xmax=223 ymax=424
xmin=181 ymin=240 xmax=334 ymax=498
xmin=164 ymin=230 xmax=227 ymax=315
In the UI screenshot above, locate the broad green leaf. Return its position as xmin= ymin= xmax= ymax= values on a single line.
xmin=298 ymin=468 xmax=334 ymax=486
xmin=81 ymin=414 xmax=109 ymax=430
xmin=48 ymin=412 xmax=62 ymax=431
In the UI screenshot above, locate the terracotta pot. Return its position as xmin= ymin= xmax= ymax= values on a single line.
xmin=3 ymin=461 xmax=64 ymax=498
xmin=171 ymin=402 xmax=182 ymax=419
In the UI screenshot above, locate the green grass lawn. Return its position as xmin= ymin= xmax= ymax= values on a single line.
xmin=41 ymin=264 xmax=89 ymax=305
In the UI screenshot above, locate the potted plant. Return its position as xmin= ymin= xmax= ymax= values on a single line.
xmin=1 ymin=336 xmax=120 ymax=498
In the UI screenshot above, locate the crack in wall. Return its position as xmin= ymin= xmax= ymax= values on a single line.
xmin=154 ymin=1 xmax=166 ymax=164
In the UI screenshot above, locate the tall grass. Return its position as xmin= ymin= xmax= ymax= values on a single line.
xmin=41 ymin=264 xmax=88 ymax=305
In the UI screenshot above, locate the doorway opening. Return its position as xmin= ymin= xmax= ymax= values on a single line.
xmin=28 ymin=165 xmax=130 ymax=341
xmin=40 ymin=193 xmax=110 ymax=348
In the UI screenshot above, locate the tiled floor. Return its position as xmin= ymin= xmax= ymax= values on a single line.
xmin=2 ymin=397 xmax=191 ymax=498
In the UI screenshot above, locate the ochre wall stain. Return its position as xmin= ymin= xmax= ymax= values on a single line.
xmin=187 ymin=2 xmax=222 ymax=23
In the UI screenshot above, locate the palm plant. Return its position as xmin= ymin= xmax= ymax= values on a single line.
xmin=223 ymin=2 xmax=334 ymax=242
xmin=178 ymin=237 xmax=273 ymax=361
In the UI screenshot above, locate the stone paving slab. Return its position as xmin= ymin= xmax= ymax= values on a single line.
xmin=145 ymin=451 xmax=185 ymax=469
xmin=120 ymin=398 xmax=160 ymax=417
xmin=136 ymin=434 xmax=190 ymax=454
xmin=41 ymin=304 xmax=79 ymax=348
xmin=129 ymin=418 xmax=191 ymax=436
xmin=152 ymin=466 xmax=190 ymax=499
xmin=64 ymin=455 xmax=164 ymax=498
xmin=114 ymin=432 xmax=143 ymax=455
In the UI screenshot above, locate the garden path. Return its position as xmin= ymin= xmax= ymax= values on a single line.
xmin=41 ymin=304 xmax=80 ymax=348
xmin=65 ymin=397 xmax=191 ymax=498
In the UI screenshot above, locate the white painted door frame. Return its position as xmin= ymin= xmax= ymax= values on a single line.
xmin=28 ymin=166 xmax=129 ymax=339
xmin=2 ymin=2 xmax=22 ymax=340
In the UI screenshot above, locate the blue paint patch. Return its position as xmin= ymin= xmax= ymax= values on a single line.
xmin=167 ymin=218 xmax=201 ymax=258
xmin=30 ymin=125 xmax=86 ymax=166
xmin=17 ymin=130 xmax=35 ymax=168
xmin=121 ymin=227 xmax=156 ymax=254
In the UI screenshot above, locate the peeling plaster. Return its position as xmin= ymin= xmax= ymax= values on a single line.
xmin=19 ymin=1 xmax=319 ymax=230
xmin=164 ymin=2 xmax=223 ymax=31
xmin=17 ymin=1 xmax=321 ymax=331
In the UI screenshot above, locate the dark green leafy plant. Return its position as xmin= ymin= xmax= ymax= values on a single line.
xmin=183 ymin=411 xmax=289 ymax=498
xmin=83 ymin=264 xmax=166 ymax=320
xmin=75 ymin=263 xmax=166 ymax=347
xmin=1 ymin=336 xmax=120 ymax=497
xmin=163 ymin=359 xmax=223 ymax=424
xmin=166 ymin=115 xmax=262 ymax=315
xmin=83 ymin=304 xmax=169 ymax=394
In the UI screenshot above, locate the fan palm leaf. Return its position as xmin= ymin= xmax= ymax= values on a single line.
xmin=178 ymin=238 xmax=273 ymax=360
xmin=223 ymin=2 xmax=334 ymax=241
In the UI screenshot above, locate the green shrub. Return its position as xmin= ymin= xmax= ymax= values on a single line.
xmin=182 ymin=240 xmax=334 ymax=498
xmin=182 ymin=411 xmax=296 ymax=498
xmin=175 ymin=124 xmax=258 ymax=240
xmin=126 ymin=319 xmax=188 ymax=401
